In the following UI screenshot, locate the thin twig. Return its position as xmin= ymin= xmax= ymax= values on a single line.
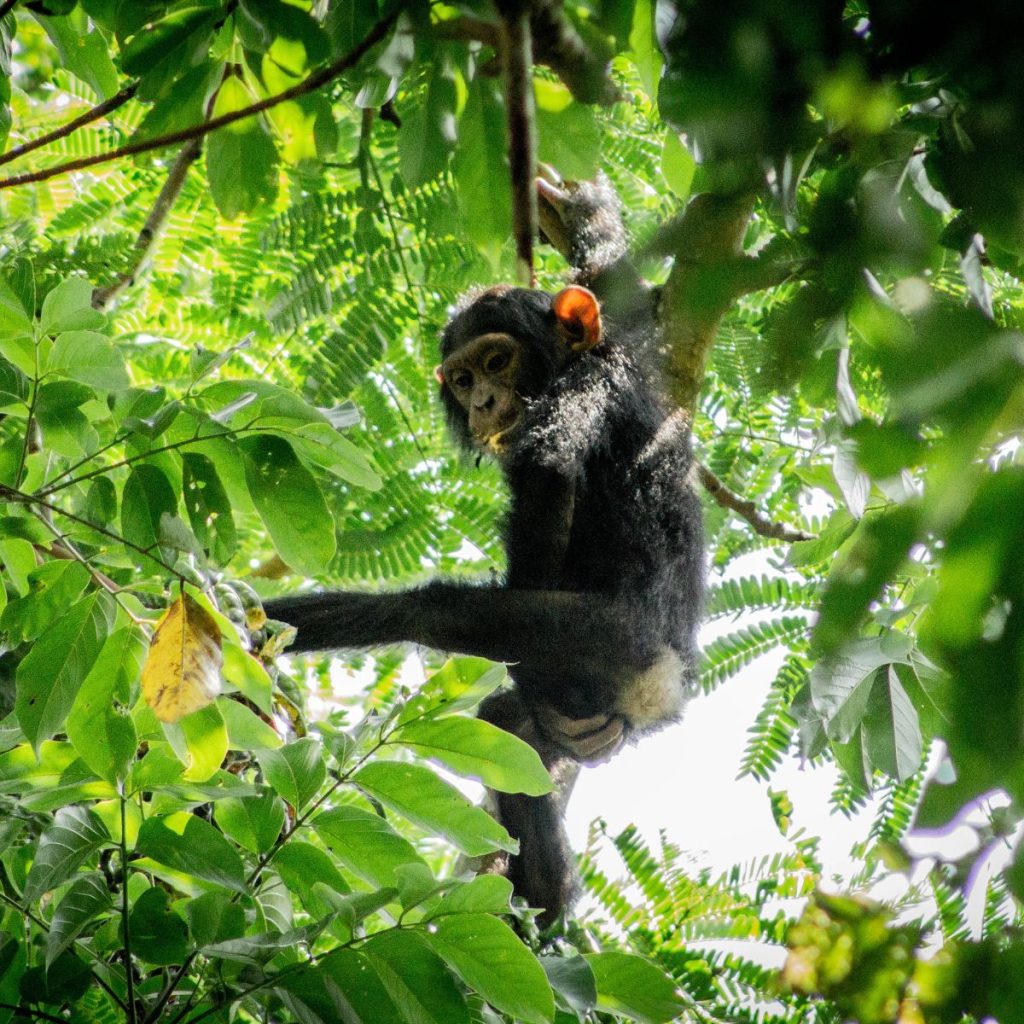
xmin=0 ymin=83 xmax=138 ymax=169
xmin=92 ymin=137 xmax=202 ymax=308
xmin=0 ymin=10 xmax=399 ymax=191
xmin=696 ymin=462 xmax=814 ymax=543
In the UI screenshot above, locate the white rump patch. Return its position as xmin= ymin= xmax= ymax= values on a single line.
xmin=616 ymin=647 xmax=688 ymax=728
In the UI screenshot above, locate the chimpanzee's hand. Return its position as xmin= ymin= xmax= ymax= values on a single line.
xmin=535 ymin=705 xmax=626 ymax=766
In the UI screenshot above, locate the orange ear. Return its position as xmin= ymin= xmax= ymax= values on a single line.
xmin=434 ymin=364 xmax=445 ymax=385
xmin=552 ymin=286 xmax=602 ymax=351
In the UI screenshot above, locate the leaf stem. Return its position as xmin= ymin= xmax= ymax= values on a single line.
xmin=120 ymin=795 xmax=138 ymax=1024
xmin=0 ymin=11 xmax=400 ymax=191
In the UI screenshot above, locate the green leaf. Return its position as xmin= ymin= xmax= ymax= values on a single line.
xmin=15 ymin=593 xmax=108 ymax=752
xmin=221 ymin=643 xmax=274 ymax=714
xmin=426 ymin=913 xmax=555 ymax=1024
xmin=585 ymin=952 xmax=686 ymax=1023
xmin=24 ymin=805 xmax=109 ymax=903
xmin=353 ymin=760 xmax=516 ymax=856
xmin=45 ymin=872 xmax=112 ymax=968
xmin=135 ymin=814 xmax=246 ymax=893
xmin=862 ymin=664 xmax=923 ymax=782
xmin=0 ymin=277 xmax=33 ymax=337
xmin=206 ymin=81 xmax=279 ymax=219
xmin=395 ymin=716 xmax=553 ymax=795
xmin=165 ymin=700 xmax=228 ymax=783
xmin=182 ymin=452 xmax=237 ymax=563
xmin=129 ymin=886 xmax=189 ymax=966
xmin=313 ymin=805 xmax=427 ymax=888
xmin=121 ymin=464 xmax=178 ymax=568
xmin=289 ymin=422 xmax=382 ymax=490
xmin=38 ymin=277 xmax=103 ymax=334
xmin=120 ymin=6 xmax=220 ymax=79
xmin=19 ymin=951 xmax=90 ymax=1005
xmin=241 ymin=435 xmax=336 ymax=576
xmin=453 ymin=78 xmax=511 ymax=259
xmin=628 ymin=0 xmax=663 ymax=102
xmin=541 ymin=955 xmax=598 ymax=1014
xmin=364 ymin=930 xmax=471 ymax=1024
xmin=535 ymin=80 xmax=601 ymax=180
xmin=661 ymin=131 xmax=696 ymax=200
xmin=183 ymin=890 xmax=245 ymax=947
xmin=0 ymin=559 xmax=90 ymax=642
xmin=48 ymin=331 xmax=128 ymax=390
xmin=36 ymin=11 xmax=118 ymax=99
xmin=219 ymin=696 xmax=282 ymax=751
xmin=259 ymin=737 xmax=325 ymax=810
xmin=398 ymin=53 xmax=457 ymax=187
xmin=429 ymin=874 xmax=514 ymax=918
xmin=275 ymin=841 xmax=350 ymax=913
xmin=239 ymin=0 xmax=329 ymax=64
xmin=84 ymin=476 xmax=118 ymax=526
xmin=213 ymin=791 xmax=285 ymax=854
xmin=133 ymin=60 xmax=224 ymax=142
xmin=66 ymin=626 xmax=144 ymax=784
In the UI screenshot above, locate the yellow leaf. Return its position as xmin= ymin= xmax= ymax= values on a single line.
xmin=142 ymin=593 xmax=223 ymax=724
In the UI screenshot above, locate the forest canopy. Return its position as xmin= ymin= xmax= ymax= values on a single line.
xmin=0 ymin=1 xmax=1023 ymax=1022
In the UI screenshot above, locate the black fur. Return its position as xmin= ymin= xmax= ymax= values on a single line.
xmin=264 ymin=183 xmax=704 ymax=922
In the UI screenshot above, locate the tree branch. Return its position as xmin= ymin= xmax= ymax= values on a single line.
xmin=0 ymin=10 xmax=399 ymax=191
xmin=0 ymin=83 xmax=138 ymax=169
xmin=696 ymin=462 xmax=813 ymax=542
xmin=92 ymin=138 xmax=202 ymax=308
xmin=498 ymin=0 xmax=537 ymax=285
xmin=659 ymin=193 xmax=756 ymax=415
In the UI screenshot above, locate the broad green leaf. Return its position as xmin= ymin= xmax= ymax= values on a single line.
xmin=129 ymin=886 xmax=189 ymax=966
xmin=207 ymin=99 xmax=279 ymax=219
xmin=661 ymin=131 xmax=696 ymax=200
xmin=395 ymin=716 xmax=553 ymax=795
xmin=182 ymin=452 xmax=237 ymax=563
xmin=37 ymin=11 xmax=118 ymax=98
xmin=84 ymin=476 xmax=118 ymax=525
xmin=353 ymin=760 xmax=516 ymax=856
xmin=429 ymin=874 xmax=514 ymax=918
xmin=535 ymin=80 xmax=601 ymax=180
xmin=0 ymin=559 xmax=90 ymax=642
xmin=241 ymin=434 xmax=336 ymax=576
xmin=363 ymin=930 xmax=471 ymax=1024
xmin=184 ymin=890 xmax=245 ymax=947
xmin=221 ymin=643 xmax=273 ymax=714
xmin=259 ymin=737 xmax=325 ymax=810
xmin=239 ymin=0 xmax=329 ymax=64
xmin=541 ymin=955 xmax=598 ymax=1014
xmin=24 ymin=805 xmax=109 ymax=903
xmin=313 ymin=805 xmax=426 ymax=888
xmin=133 ymin=59 xmax=224 ymax=142
xmin=275 ymin=841 xmax=350 ymax=913
xmin=585 ymin=952 xmax=686 ymax=1023
xmin=135 ymin=814 xmax=246 ymax=893
xmin=166 ymin=700 xmax=228 ymax=782
xmin=426 ymin=913 xmax=554 ymax=1024
xmin=0 ymin=277 xmax=33 ymax=336
xmin=121 ymin=464 xmax=178 ymax=569
xmin=289 ymin=423 xmax=382 ymax=490
xmin=628 ymin=0 xmax=663 ymax=102
xmin=45 ymin=872 xmax=111 ymax=968
xmin=18 ymin=951 xmax=90 ymax=1006
xmin=66 ymin=626 xmax=144 ymax=783
xmin=399 ymin=52 xmax=457 ymax=187
xmin=15 ymin=593 xmax=108 ymax=752
xmin=38 ymin=277 xmax=100 ymax=334
xmin=214 ymin=791 xmax=285 ymax=854
xmin=120 ymin=6 xmax=220 ymax=79
xmin=48 ymin=331 xmax=129 ymax=390
xmin=862 ymin=664 xmax=923 ymax=782
xmin=453 ymin=78 xmax=511 ymax=258
xmin=219 ymin=696 xmax=282 ymax=751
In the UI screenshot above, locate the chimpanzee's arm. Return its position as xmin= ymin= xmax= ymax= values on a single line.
xmin=504 ymin=464 xmax=576 ymax=590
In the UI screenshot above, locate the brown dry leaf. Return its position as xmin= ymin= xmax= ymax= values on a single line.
xmin=142 ymin=592 xmax=224 ymax=724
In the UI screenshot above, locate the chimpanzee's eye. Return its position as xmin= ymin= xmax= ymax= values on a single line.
xmin=485 ymin=351 xmax=509 ymax=374
xmin=453 ymin=371 xmax=473 ymax=389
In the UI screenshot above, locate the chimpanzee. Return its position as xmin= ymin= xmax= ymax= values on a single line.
xmin=263 ymin=176 xmax=704 ymax=922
